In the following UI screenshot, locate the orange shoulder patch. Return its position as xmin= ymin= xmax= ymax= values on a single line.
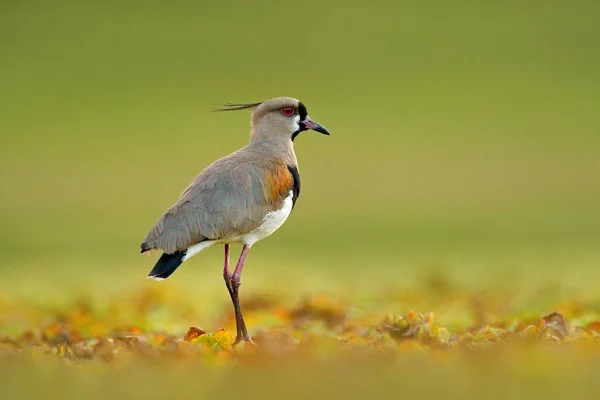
xmin=263 ymin=162 xmax=293 ymax=204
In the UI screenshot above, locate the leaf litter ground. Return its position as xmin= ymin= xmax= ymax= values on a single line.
xmin=1 ymin=275 xmax=599 ymax=398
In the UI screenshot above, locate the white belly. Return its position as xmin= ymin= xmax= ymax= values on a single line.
xmin=182 ymin=190 xmax=294 ymax=261
xmin=242 ymin=190 xmax=294 ymax=247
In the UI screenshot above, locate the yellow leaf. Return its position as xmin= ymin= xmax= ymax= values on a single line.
xmin=212 ymin=328 xmax=233 ymax=349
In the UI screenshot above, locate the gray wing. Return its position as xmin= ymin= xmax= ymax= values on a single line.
xmin=141 ymin=153 xmax=285 ymax=254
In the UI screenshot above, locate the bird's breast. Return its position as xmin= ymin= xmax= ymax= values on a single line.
xmin=241 ymin=190 xmax=294 ymax=247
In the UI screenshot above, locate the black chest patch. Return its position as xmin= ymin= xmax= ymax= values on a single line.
xmin=287 ymin=165 xmax=301 ymax=207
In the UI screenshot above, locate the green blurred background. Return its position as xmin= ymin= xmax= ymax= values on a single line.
xmin=1 ymin=0 xmax=599 ymax=301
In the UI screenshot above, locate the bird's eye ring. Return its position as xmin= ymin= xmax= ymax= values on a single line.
xmin=280 ymin=106 xmax=295 ymax=117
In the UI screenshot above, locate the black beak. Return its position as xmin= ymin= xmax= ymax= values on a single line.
xmin=300 ymin=116 xmax=330 ymax=135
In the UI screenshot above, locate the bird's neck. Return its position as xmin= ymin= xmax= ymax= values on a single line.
xmin=248 ymin=136 xmax=297 ymax=165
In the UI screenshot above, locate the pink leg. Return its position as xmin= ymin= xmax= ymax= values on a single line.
xmin=224 ymin=244 xmax=254 ymax=345
xmin=232 ymin=244 xmax=250 ymax=283
xmin=223 ymin=244 xmax=231 ymax=279
xmin=223 ymin=244 xmax=233 ymax=297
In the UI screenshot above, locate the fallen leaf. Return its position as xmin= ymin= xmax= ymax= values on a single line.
xmin=212 ymin=328 xmax=233 ymax=349
xmin=184 ymin=327 xmax=206 ymax=342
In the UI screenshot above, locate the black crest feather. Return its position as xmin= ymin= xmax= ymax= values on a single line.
xmin=214 ymin=102 xmax=263 ymax=112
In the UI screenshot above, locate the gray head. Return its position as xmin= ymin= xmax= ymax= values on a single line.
xmin=218 ymin=97 xmax=330 ymax=144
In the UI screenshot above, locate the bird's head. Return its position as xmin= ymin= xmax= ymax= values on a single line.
xmin=217 ymin=97 xmax=330 ymax=144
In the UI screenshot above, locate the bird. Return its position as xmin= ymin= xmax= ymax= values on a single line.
xmin=140 ymin=97 xmax=330 ymax=344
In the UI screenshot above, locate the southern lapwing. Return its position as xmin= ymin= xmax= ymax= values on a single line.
xmin=140 ymin=97 xmax=329 ymax=344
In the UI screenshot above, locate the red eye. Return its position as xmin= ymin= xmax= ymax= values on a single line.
xmin=280 ymin=106 xmax=295 ymax=116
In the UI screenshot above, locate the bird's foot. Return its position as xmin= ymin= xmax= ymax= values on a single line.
xmin=233 ymin=332 xmax=256 ymax=346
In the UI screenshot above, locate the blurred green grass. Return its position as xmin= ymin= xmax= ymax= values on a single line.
xmin=1 ymin=0 xmax=600 ymax=295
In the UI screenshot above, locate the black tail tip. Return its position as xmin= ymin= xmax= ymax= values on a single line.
xmin=147 ymin=251 xmax=186 ymax=280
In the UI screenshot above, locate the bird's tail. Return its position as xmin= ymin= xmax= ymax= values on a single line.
xmin=147 ymin=251 xmax=186 ymax=280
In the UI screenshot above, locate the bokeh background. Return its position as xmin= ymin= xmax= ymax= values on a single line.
xmin=2 ymin=1 xmax=599 ymax=317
